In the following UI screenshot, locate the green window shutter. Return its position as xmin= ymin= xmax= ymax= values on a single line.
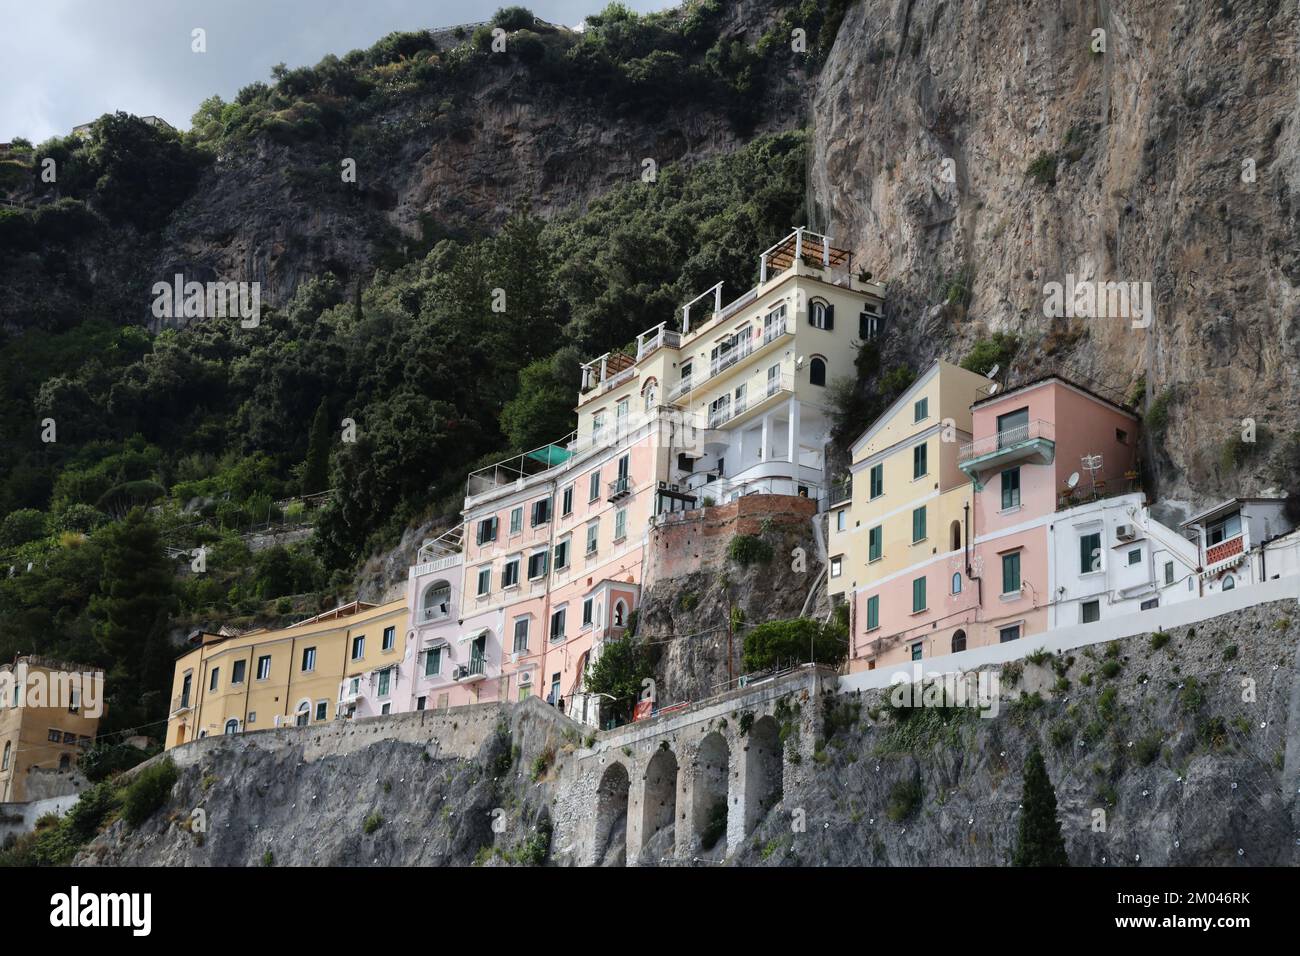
xmin=866 ymin=595 xmax=879 ymax=630
xmin=912 ymin=577 xmax=926 ymax=612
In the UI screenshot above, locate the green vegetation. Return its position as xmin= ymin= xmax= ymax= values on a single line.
xmin=1150 ymin=631 xmax=1170 ymax=651
xmin=584 ymin=637 xmax=653 ymax=725
xmin=1026 ymin=152 xmax=1057 ymax=187
xmin=727 ymin=533 xmax=773 ymax=566
xmin=886 ymin=776 xmax=924 ymax=822
xmin=960 ymin=332 xmax=1020 ymax=377
xmin=742 ymin=615 xmax=846 ymax=671
xmin=1012 ymin=748 xmax=1068 ymax=866
xmin=121 ymin=758 xmax=178 ymax=829
xmin=363 ymin=811 xmax=384 ymax=834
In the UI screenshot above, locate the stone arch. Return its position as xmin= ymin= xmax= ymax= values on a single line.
xmin=594 ymin=761 xmax=630 ymax=866
xmin=744 ymin=716 xmax=784 ymax=835
xmin=639 ymin=746 xmax=679 ymax=862
xmin=950 ymin=519 xmax=962 ymax=551
xmin=951 ymin=628 xmax=967 ymax=653
xmin=693 ymin=732 xmax=730 ymax=853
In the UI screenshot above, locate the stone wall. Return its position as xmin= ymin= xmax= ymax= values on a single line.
xmin=645 ymin=495 xmax=819 ymax=583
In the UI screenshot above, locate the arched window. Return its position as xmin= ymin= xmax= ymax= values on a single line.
xmin=952 ymin=572 xmax=962 ymax=595
xmin=613 ymin=600 xmax=627 ymax=628
xmin=423 ymin=580 xmax=451 ymax=621
xmin=643 ymin=378 xmax=658 ymax=413
xmin=809 ymin=299 xmax=832 ymax=330
xmin=58 ymin=753 xmax=71 ymax=771
xmin=809 ymin=356 xmax=827 ymax=387
xmin=950 ymin=520 xmax=961 ymax=551
xmin=295 ymin=700 xmax=311 ymax=727
xmin=224 ymin=719 xmax=240 ymax=735
xmin=1222 ymin=574 xmax=1236 ymax=591
xmin=951 ymin=629 xmax=967 ymax=653
xmin=1 ymin=741 xmax=10 ymax=770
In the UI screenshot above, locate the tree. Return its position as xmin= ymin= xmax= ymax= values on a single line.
xmin=302 ymin=398 xmax=332 ymax=494
xmin=584 ymin=638 xmax=652 ymax=725
xmin=1012 ymin=747 xmax=1069 ymax=866
xmin=88 ymin=508 xmax=177 ymax=730
xmin=742 ymin=617 xmax=845 ymax=672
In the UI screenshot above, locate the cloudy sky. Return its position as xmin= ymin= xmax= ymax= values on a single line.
xmin=0 ymin=0 xmax=671 ymax=143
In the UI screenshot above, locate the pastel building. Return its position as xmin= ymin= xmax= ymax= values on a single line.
xmin=0 ymin=656 xmax=104 ymax=802
xmin=837 ymin=370 xmax=1158 ymax=669
xmin=1181 ymin=498 xmax=1295 ymax=594
xmin=410 ymin=228 xmax=882 ymax=725
xmin=166 ymin=599 xmax=407 ymax=748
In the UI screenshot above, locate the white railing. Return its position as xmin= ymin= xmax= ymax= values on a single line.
xmin=709 ymin=333 xmax=754 ymax=377
xmin=668 ymin=376 xmax=694 ymax=402
xmin=761 ymin=316 xmax=792 ymax=347
xmin=958 ymin=420 xmax=1054 ymax=460
xmin=636 ymin=322 xmax=682 ymax=359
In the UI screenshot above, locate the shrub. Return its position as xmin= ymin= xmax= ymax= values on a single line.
xmin=886 ymin=777 xmax=924 ymax=822
xmin=960 ymin=332 xmax=1020 ymax=376
xmin=727 ymin=534 xmax=773 ymax=566
xmin=1013 ymin=748 xmax=1068 ymax=866
xmin=363 ymin=811 xmax=383 ymax=834
xmin=1026 ymin=152 xmax=1057 ymax=186
xmin=743 ymin=617 xmax=844 ymax=671
xmin=121 ymin=758 xmax=178 ymax=829
xmin=1150 ymin=631 xmax=1170 ymax=651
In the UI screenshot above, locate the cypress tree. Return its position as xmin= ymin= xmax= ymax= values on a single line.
xmin=302 ymin=398 xmax=331 ymax=495
xmin=1013 ymin=747 xmax=1069 ymax=866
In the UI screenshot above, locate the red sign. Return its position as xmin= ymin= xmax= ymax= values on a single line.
xmin=633 ymin=698 xmax=654 ymax=722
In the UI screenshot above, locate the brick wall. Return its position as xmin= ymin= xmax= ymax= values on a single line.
xmin=645 ymin=494 xmax=819 ymax=584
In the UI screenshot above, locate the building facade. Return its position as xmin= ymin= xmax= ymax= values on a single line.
xmin=0 ymin=656 xmax=104 ymax=802
xmin=165 ymin=599 xmax=407 ymax=749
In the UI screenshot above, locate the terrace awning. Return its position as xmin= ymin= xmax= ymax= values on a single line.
xmin=525 ymin=445 xmax=571 ymax=468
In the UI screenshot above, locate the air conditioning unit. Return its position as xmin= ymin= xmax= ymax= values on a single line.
xmin=1115 ymin=524 xmax=1136 ymax=541
xmin=518 ymin=671 xmax=533 ymax=686
xmin=658 ymin=480 xmax=668 ymax=490
xmin=452 ymin=665 xmax=469 ymax=681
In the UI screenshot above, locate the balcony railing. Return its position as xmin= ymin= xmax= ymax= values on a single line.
xmin=761 ymin=316 xmax=792 ymax=347
xmin=170 ymin=694 xmax=192 ymax=716
xmin=1205 ymin=533 xmax=1244 ymax=568
xmin=959 ymin=419 xmax=1055 ymax=461
xmin=709 ymin=334 xmax=754 ymax=377
xmin=668 ymin=376 xmax=694 ymax=402
xmin=607 ymin=475 xmax=633 ymax=501
xmin=636 ymin=322 xmax=682 ymax=360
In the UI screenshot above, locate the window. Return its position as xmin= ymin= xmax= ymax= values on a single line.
xmin=512 ymin=617 xmax=530 ymax=655
xmin=380 ymin=626 xmax=395 ymax=651
xmin=502 ymin=558 xmax=520 ymax=588
xmin=1127 ymin=548 xmax=1141 ymax=566
xmin=1002 ymin=552 xmax=1021 ymax=594
xmin=476 ymin=567 xmax=491 ymax=597
xmin=914 ymin=397 xmax=929 ymax=422
xmin=582 ymin=597 xmax=594 ymax=627
xmin=1140 ymin=598 xmax=1159 ymax=611
xmin=868 ymin=526 xmax=883 ymax=562
xmin=1081 ymin=600 xmax=1100 ymax=623
xmin=869 ymin=463 xmax=883 ymax=499
xmin=510 ymin=507 xmax=523 ymax=535
xmin=209 ymin=668 xmax=220 ymax=691
xmin=247 ymin=713 xmax=257 ymax=725
xmin=1080 ymin=532 xmax=1102 ymax=573
xmin=830 ymin=556 xmax=842 ymax=578
xmin=381 ymin=703 xmax=391 ymax=716
xmin=767 ymin=363 xmax=781 ymax=397
xmin=1000 ymin=468 xmax=1021 ymax=510
xmin=476 ymin=516 xmax=498 ymax=544
xmin=1116 ymin=428 xmax=1128 ymax=444
xmin=859 ymin=310 xmax=880 ymax=340
xmin=836 ymin=509 xmax=847 ymax=532
xmin=995 ymin=407 xmax=1029 ymax=446
xmin=592 ymin=411 xmax=606 ymax=439
xmin=377 ymin=669 xmax=390 ymax=697
xmin=1 ymin=742 xmax=9 ymax=771
xmin=910 ymin=642 xmax=923 ymax=661
xmin=561 ymin=485 xmax=574 ymax=517
xmin=348 ymin=677 xmax=360 ymax=696
xmin=315 ymin=700 xmax=328 ymax=720
xmin=424 ymin=582 xmax=451 ymax=620
xmin=1206 ymin=513 xmax=1242 ymax=546
xmin=417 ymin=697 xmax=427 ymax=711
xmin=527 ymin=550 xmax=549 ymax=580
xmin=999 ymin=625 xmax=1021 ymax=643
xmin=912 ymin=576 xmax=927 ymax=613
xmin=680 ymin=361 xmax=692 ymax=388
xmin=554 ymin=539 xmax=570 ymax=571
xmin=644 ymin=381 xmax=657 ymax=412
xmin=613 ymin=601 xmax=627 ymax=627
xmin=615 ymin=398 xmax=629 ymax=432
xmin=588 ymin=470 xmax=601 ymax=502
xmin=952 ymin=572 xmax=962 ymax=594
xmin=614 ymin=508 xmax=627 ymax=541
xmin=351 ymin=635 xmax=365 ymax=661
xmin=1164 ymin=561 xmax=1175 ymax=586
xmin=549 ymin=673 xmax=561 ymax=706
xmin=48 ymin=728 xmax=62 ymax=742
xmin=257 ymin=655 xmax=271 ymax=680
xmin=231 ymin=659 xmax=246 ymax=685
xmin=225 ymin=719 xmax=239 ymax=735
xmin=550 ymin=607 xmax=567 ymax=642
xmin=866 ymin=595 xmax=879 ymax=630
xmin=809 ymin=357 xmax=827 ymax=387
xmin=810 ymin=299 xmax=832 ymax=329
xmin=425 ymin=646 xmax=442 ymax=677
xmin=911 ymin=506 xmax=927 ymax=543
xmin=531 ymin=497 xmax=552 ymax=527
xmin=1222 ymin=574 xmax=1236 ymax=591
xmin=913 ymin=442 xmax=927 ymax=478
xmin=950 ymin=520 xmax=962 ymax=550
xmin=951 ymin=629 xmax=967 ymax=653
xmin=304 ymin=647 xmax=319 ymax=672
xmin=586 ymin=521 xmax=599 ymax=555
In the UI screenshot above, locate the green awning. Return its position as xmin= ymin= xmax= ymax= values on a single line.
xmin=525 ymin=445 xmax=571 ymax=468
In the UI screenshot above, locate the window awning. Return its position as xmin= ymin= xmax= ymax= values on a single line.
xmin=458 ymin=627 xmax=490 ymax=644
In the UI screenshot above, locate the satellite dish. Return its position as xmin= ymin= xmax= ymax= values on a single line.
xmin=987 ymin=383 xmax=1000 ymax=395
xmin=1066 ymin=472 xmax=1080 ymax=489
xmin=986 ymin=364 xmax=1000 ymax=380
xmin=796 ymin=355 xmax=805 ymax=368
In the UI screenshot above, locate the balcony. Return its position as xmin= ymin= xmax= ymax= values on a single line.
xmin=607 ymin=475 xmax=633 ymax=502
xmin=667 ymin=376 xmax=694 ymax=403
xmin=958 ymin=419 xmax=1056 ymax=487
xmin=1205 ymin=533 xmax=1245 ymax=570
xmin=635 ymin=322 xmax=681 ymax=360
xmin=705 ymin=374 xmax=793 ymax=430
xmin=453 ymin=655 xmax=487 ymax=683
xmin=169 ymin=694 xmax=192 ymax=717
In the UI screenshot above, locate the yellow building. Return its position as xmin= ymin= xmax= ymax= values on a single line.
xmin=827 ymin=360 xmax=990 ymax=659
xmin=165 ymin=599 xmax=407 ymax=749
xmin=0 ymin=656 xmax=105 ymax=802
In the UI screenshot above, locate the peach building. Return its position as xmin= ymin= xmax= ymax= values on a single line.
xmin=0 ymin=656 xmax=104 ymax=802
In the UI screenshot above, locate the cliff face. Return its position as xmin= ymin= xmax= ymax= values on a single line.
xmin=811 ymin=0 xmax=1300 ymax=508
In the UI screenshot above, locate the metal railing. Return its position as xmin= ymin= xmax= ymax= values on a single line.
xmin=607 ymin=475 xmax=633 ymax=499
xmin=958 ymin=419 xmax=1054 ymax=460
